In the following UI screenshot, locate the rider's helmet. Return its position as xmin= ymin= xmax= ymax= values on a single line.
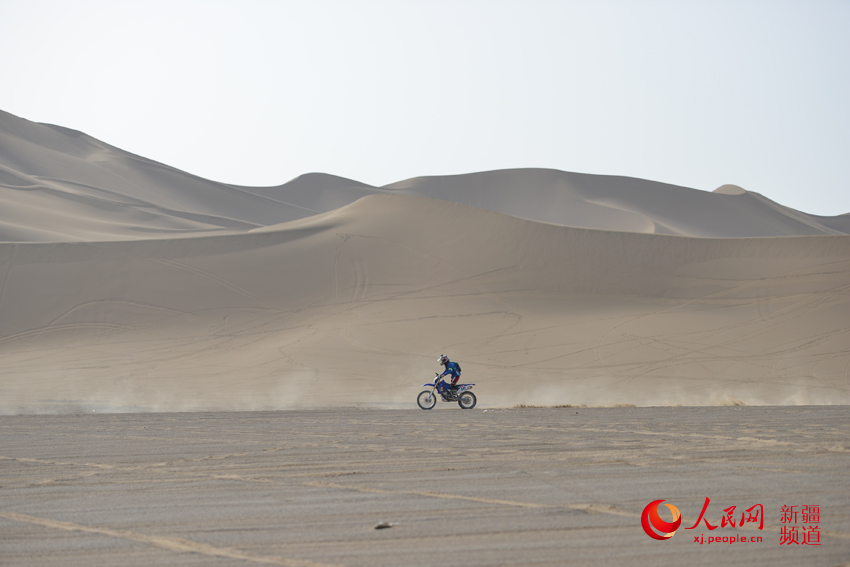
xmin=438 ymin=354 xmax=449 ymax=366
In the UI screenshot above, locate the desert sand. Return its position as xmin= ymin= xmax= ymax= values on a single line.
xmin=2 ymin=408 xmax=849 ymax=567
xmin=2 ymin=109 xmax=850 ymax=566
xmin=2 ymin=109 xmax=850 ymax=411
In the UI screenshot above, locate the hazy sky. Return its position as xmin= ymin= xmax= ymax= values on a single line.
xmin=2 ymin=0 xmax=848 ymax=215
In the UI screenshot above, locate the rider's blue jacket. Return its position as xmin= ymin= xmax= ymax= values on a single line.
xmin=440 ymin=361 xmax=461 ymax=379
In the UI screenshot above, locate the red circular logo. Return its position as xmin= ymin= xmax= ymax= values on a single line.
xmin=641 ymin=499 xmax=682 ymax=540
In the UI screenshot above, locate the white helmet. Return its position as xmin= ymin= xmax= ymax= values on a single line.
xmin=438 ymin=354 xmax=449 ymax=365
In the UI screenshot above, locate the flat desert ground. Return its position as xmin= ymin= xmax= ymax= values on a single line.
xmin=2 ymin=407 xmax=849 ymax=567
xmin=1 ymin=109 xmax=849 ymax=565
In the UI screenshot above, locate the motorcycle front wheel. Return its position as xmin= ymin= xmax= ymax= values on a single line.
xmin=417 ymin=390 xmax=437 ymax=410
xmin=458 ymin=391 xmax=477 ymax=409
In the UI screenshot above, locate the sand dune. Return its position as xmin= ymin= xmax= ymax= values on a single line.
xmin=1 ymin=109 xmax=849 ymax=411
xmin=0 ymin=109 xmax=320 ymax=240
xmin=1 ymin=192 xmax=848 ymax=411
xmin=386 ymin=169 xmax=850 ymax=237
xmin=3 ymin=109 xmax=847 ymax=243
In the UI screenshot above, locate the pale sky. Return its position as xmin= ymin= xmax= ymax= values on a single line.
xmin=2 ymin=0 xmax=848 ymax=215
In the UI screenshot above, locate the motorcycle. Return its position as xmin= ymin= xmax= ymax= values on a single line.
xmin=417 ymin=372 xmax=477 ymax=410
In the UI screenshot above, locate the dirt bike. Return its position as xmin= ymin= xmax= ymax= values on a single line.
xmin=417 ymin=373 xmax=477 ymax=410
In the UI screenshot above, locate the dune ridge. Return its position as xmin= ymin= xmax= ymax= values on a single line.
xmin=2 ymin=109 xmax=848 ymax=243
xmin=385 ymin=169 xmax=850 ymax=237
xmin=0 ymin=109 xmax=321 ymax=240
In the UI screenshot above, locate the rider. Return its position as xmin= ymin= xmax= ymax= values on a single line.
xmin=437 ymin=355 xmax=461 ymax=394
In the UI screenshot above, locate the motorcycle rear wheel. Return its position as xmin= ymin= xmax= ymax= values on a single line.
xmin=417 ymin=390 xmax=437 ymax=410
xmin=458 ymin=391 xmax=477 ymax=409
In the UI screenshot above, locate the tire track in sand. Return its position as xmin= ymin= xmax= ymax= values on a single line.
xmin=303 ymin=481 xmax=850 ymax=540
xmin=0 ymin=511 xmax=341 ymax=567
